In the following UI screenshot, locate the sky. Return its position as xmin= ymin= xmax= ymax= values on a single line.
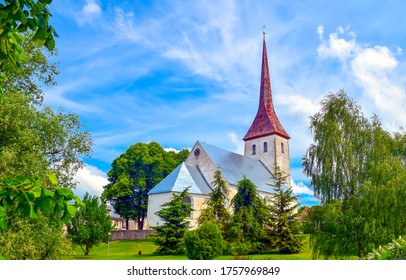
xmin=44 ymin=0 xmax=406 ymax=206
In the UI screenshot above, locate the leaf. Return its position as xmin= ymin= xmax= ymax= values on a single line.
xmin=47 ymin=172 xmax=58 ymax=185
xmin=55 ymin=187 xmax=74 ymax=200
xmin=74 ymin=195 xmax=85 ymax=208
xmin=44 ymin=36 xmax=55 ymax=51
xmin=41 ymin=187 xmax=54 ymax=198
xmin=65 ymin=201 xmax=78 ymax=217
xmin=31 ymin=179 xmax=42 ymax=198
xmin=37 ymin=196 xmax=53 ymax=213
xmin=0 ymin=215 xmax=7 ymax=230
xmin=24 ymin=204 xmax=38 ymax=219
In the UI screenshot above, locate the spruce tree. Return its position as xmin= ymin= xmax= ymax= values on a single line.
xmin=267 ymin=165 xmax=303 ymax=253
xmin=152 ymin=188 xmax=192 ymax=255
xmin=229 ymin=177 xmax=268 ymax=255
xmin=198 ymin=170 xmax=231 ymax=236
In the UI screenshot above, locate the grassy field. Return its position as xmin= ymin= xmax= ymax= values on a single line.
xmin=71 ymin=236 xmax=313 ymax=260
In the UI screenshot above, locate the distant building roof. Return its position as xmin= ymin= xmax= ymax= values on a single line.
xmin=199 ymin=142 xmax=276 ymax=194
xmin=148 ymin=162 xmax=212 ymax=195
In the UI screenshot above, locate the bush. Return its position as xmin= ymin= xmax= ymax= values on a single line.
xmin=0 ymin=213 xmax=73 ymax=260
xmin=363 ymin=236 xmax=406 ymax=260
xmin=184 ymin=222 xmax=224 ymax=260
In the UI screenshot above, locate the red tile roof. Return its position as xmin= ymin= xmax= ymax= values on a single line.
xmin=243 ymin=35 xmax=290 ymax=141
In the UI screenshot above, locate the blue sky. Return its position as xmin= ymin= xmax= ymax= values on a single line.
xmin=45 ymin=0 xmax=406 ymax=206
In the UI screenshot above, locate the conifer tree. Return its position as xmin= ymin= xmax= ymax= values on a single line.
xmin=229 ymin=177 xmax=268 ymax=255
xmin=152 ymin=188 xmax=193 ymax=255
xmin=267 ymin=164 xmax=303 ymax=253
xmin=198 ymin=170 xmax=231 ymax=236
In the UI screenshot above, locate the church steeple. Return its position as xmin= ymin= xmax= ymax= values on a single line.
xmin=243 ymin=33 xmax=290 ymax=141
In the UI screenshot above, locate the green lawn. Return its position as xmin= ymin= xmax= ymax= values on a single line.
xmin=71 ymin=236 xmax=313 ymax=260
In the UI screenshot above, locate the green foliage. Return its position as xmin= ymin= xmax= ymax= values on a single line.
xmin=0 ymin=0 xmax=57 ymax=83
xmin=363 ymin=236 xmax=406 ymax=260
xmin=0 ymin=173 xmax=84 ymax=230
xmin=303 ymin=90 xmax=406 ymax=258
xmin=229 ymin=177 xmax=268 ymax=255
xmin=102 ymin=142 xmax=188 ymax=229
xmin=0 ymin=35 xmax=92 ymax=188
xmin=0 ymin=212 xmax=73 ymax=260
xmin=229 ymin=206 xmax=265 ymax=255
xmin=198 ymin=169 xmax=231 ymax=236
xmin=152 ymin=188 xmax=193 ymax=255
xmin=267 ymin=165 xmax=303 ymax=253
xmin=67 ymin=193 xmax=112 ymax=256
xmin=184 ymin=222 xmax=224 ymax=260
xmin=303 ymin=90 xmax=371 ymax=203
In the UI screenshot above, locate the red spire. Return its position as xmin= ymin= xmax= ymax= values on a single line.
xmin=243 ymin=33 xmax=290 ymax=141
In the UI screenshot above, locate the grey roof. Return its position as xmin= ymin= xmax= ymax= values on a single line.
xmin=199 ymin=142 xmax=275 ymax=194
xmin=148 ymin=162 xmax=212 ymax=195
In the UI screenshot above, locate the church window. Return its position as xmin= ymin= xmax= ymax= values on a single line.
xmin=183 ymin=196 xmax=192 ymax=205
xmin=281 ymin=143 xmax=285 ymax=153
xmin=182 ymin=196 xmax=193 ymax=218
xmin=263 ymin=142 xmax=268 ymax=152
xmin=252 ymin=144 xmax=256 ymax=155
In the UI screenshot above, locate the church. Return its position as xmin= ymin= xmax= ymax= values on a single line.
xmin=146 ymin=34 xmax=291 ymax=229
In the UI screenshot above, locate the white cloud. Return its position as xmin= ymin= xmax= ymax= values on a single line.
xmin=227 ymin=131 xmax=245 ymax=155
xmin=317 ymin=25 xmax=324 ymax=40
xmin=317 ymin=27 xmax=406 ymax=130
xmin=291 ymin=179 xmax=314 ymax=196
xmin=317 ymin=26 xmax=357 ymax=61
xmin=75 ymin=0 xmax=102 ymax=26
xmin=74 ymin=164 xmax=109 ymax=198
xmin=351 ymin=46 xmax=406 ymax=128
xmin=164 ymin=147 xmax=191 ymax=153
xmin=277 ymin=94 xmax=319 ymax=116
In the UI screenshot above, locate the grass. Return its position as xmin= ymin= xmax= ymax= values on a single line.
xmin=71 ymin=235 xmax=313 ymax=260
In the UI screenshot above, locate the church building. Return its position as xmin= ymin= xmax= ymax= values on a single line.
xmin=146 ymin=34 xmax=291 ymax=229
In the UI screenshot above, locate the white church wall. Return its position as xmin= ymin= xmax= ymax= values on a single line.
xmin=186 ymin=142 xmax=219 ymax=189
xmin=244 ymin=135 xmax=291 ymax=186
xmin=146 ymin=192 xmax=173 ymax=229
xmin=146 ymin=192 xmax=209 ymax=229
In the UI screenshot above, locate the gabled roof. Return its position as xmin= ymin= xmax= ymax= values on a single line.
xmin=199 ymin=142 xmax=275 ymax=194
xmin=243 ymin=34 xmax=290 ymax=141
xmin=148 ymin=162 xmax=212 ymax=195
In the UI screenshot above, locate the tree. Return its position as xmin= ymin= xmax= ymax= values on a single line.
xmin=0 ymin=211 xmax=73 ymax=260
xmin=1 ymin=33 xmax=92 ymax=187
xmin=152 ymin=188 xmax=192 ymax=255
xmin=198 ymin=169 xmax=231 ymax=236
xmin=229 ymin=177 xmax=268 ymax=255
xmin=303 ymin=90 xmax=406 ymax=258
xmin=303 ymin=90 xmax=371 ymax=204
xmin=184 ymin=222 xmax=224 ymax=260
xmin=267 ymin=164 xmax=303 ymax=253
xmin=1 ymin=0 xmax=57 ymax=84
xmin=67 ymin=193 xmax=112 ymax=256
xmin=102 ymin=142 xmax=188 ymax=230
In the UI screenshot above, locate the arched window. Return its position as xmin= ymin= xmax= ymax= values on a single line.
xmin=183 ymin=196 xmax=192 ymax=205
xmin=182 ymin=196 xmax=193 ymax=218
xmin=263 ymin=142 xmax=268 ymax=153
xmin=281 ymin=143 xmax=285 ymax=153
xmin=252 ymin=144 xmax=256 ymax=155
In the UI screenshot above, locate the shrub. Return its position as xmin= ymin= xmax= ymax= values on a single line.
xmin=0 ymin=213 xmax=73 ymax=260
xmin=363 ymin=236 xmax=406 ymax=260
xmin=184 ymin=222 xmax=224 ymax=260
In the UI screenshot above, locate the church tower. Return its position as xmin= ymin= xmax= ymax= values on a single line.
xmin=243 ymin=33 xmax=291 ymax=185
